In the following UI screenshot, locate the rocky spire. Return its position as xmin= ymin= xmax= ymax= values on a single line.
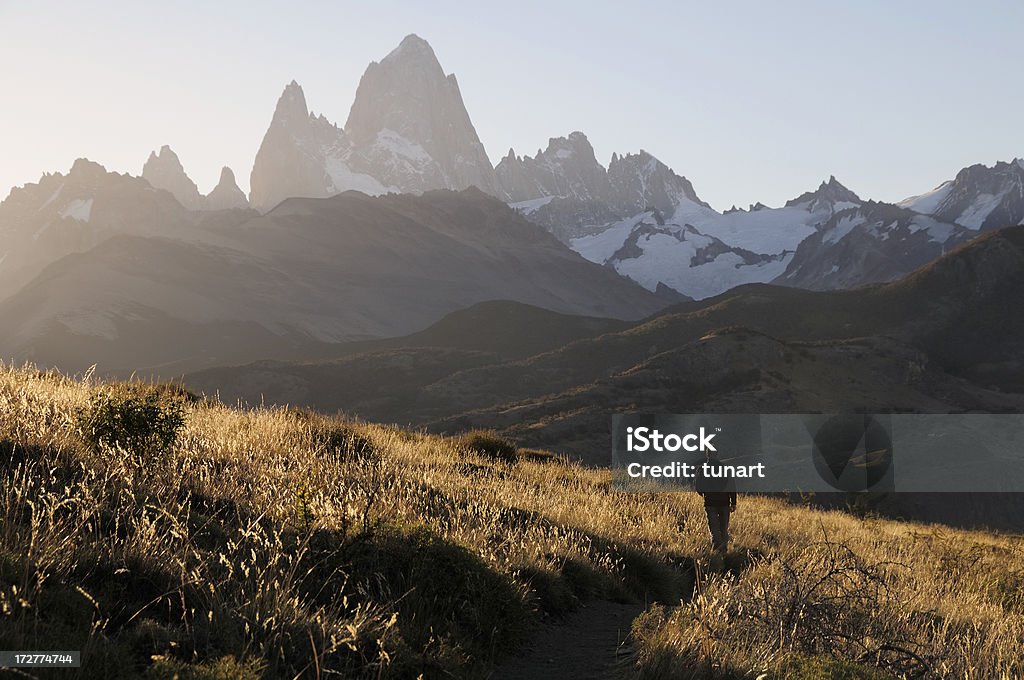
xmin=344 ymin=34 xmax=498 ymax=194
xmin=785 ymin=175 xmax=861 ymax=210
xmin=142 ymin=145 xmax=205 ymax=210
xmin=206 ymin=166 xmax=249 ymax=210
xmin=249 ymin=80 xmax=346 ymax=211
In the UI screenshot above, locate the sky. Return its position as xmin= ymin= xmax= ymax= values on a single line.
xmin=2 ymin=0 xmax=1022 ymax=211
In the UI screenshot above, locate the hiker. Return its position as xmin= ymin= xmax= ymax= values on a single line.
xmin=695 ymin=451 xmax=736 ymax=554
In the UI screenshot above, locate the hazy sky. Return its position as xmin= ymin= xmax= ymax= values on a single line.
xmin=2 ymin=1 xmax=1021 ymax=210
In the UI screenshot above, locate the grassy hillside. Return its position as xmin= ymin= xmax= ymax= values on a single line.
xmin=2 ymin=363 xmax=1023 ymax=678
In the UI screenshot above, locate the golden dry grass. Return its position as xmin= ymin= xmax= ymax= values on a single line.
xmin=0 ymin=362 xmax=1022 ymax=679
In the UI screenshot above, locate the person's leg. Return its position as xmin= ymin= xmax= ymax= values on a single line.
xmin=720 ymin=509 xmax=731 ymax=553
xmin=705 ymin=506 xmax=724 ymax=552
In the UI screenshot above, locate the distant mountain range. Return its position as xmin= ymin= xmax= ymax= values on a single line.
xmin=80 ymin=33 xmax=1022 ymax=300
xmin=1 ymin=33 xmax=1022 ymax=377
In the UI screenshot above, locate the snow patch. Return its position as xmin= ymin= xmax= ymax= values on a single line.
xmin=669 ymin=197 xmax=720 ymax=227
xmin=909 ymin=216 xmax=956 ymax=242
xmin=59 ymin=198 xmax=93 ymax=223
xmin=899 ymin=182 xmax=953 ymax=215
xmin=822 ymin=214 xmax=866 ymax=245
xmin=611 ymin=229 xmax=794 ymax=300
xmin=325 ymin=157 xmax=394 ymax=196
xmin=956 ymin=191 xmax=1006 ymax=229
xmin=687 ymin=205 xmax=818 ymax=253
xmin=374 ymin=128 xmax=432 ymax=164
xmin=509 ymin=195 xmax=556 ymax=215
xmin=571 ymin=213 xmax=655 ymax=264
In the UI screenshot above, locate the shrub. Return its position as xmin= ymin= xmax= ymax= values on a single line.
xmin=311 ymin=422 xmax=377 ymax=461
xmin=146 ymin=655 xmax=264 ymax=680
xmin=77 ymin=387 xmax=186 ymax=456
xmin=458 ymin=429 xmax=518 ymax=463
xmin=518 ymin=448 xmax=559 ymax=462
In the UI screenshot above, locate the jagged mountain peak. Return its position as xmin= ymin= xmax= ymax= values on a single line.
xmin=495 ymin=131 xmax=607 ymax=204
xmin=145 ymin=144 xmax=183 ymax=169
xmin=608 ymin=150 xmax=711 ymax=212
xmin=272 ymin=80 xmax=311 ymax=126
xmin=785 ymin=175 xmax=860 ymax=209
xmin=69 ymin=157 xmax=110 ymax=180
xmin=206 ymin=166 xmax=249 ymax=210
xmin=346 ymin=35 xmax=450 ymax=141
xmin=544 ymin=132 xmax=598 ymax=162
xmin=142 ymin=145 xmax=204 ymax=210
xmin=382 ymin=33 xmax=438 ymax=65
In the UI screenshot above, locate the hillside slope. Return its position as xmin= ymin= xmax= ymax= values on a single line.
xmin=2 ymin=364 xmax=1022 ymax=678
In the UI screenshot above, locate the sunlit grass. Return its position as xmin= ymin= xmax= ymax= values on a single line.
xmin=0 ymin=361 xmax=1021 ymax=678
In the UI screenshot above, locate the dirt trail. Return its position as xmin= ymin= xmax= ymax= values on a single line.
xmin=489 ymin=600 xmax=646 ymax=680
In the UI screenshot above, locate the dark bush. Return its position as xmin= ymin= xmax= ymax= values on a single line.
xmin=458 ymin=429 xmax=518 ymax=463
xmin=312 ymin=422 xmax=377 ymax=461
xmin=77 ymin=388 xmax=186 ymax=456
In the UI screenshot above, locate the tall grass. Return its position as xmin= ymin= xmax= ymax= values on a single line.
xmin=0 ymin=362 xmax=1021 ymax=678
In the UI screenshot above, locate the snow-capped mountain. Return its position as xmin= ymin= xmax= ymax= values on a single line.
xmin=249 ymin=35 xmax=497 ymax=211
xmin=497 ymin=132 xmax=715 ymax=242
xmin=775 ymin=201 xmax=970 ymax=290
xmin=571 ymin=210 xmax=790 ymax=300
xmin=238 ymin=33 xmax=1009 ymax=300
xmin=4 ymin=32 xmax=1019 ymax=310
xmin=900 ymin=158 xmax=1024 ymax=230
xmin=566 ymin=176 xmax=892 ymax=299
